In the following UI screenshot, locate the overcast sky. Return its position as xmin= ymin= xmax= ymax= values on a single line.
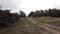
xmin=0 ymin=0 xmax=60 ymax=15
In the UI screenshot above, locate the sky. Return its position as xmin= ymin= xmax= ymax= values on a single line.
xmin=0 ymin=0 xmax=60 ymax=15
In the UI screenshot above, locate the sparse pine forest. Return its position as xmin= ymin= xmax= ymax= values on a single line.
xmin=28 ymin=8 xmax=60 ymax=17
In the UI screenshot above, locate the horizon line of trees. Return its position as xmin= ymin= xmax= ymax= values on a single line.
xmin=28 ymin=8 xmax=60 ymax=17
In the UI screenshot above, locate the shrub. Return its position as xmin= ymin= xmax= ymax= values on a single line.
xmin=0 ymin=9 xmax=19 ymax=27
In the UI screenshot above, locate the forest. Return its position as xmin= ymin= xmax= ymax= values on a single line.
xmin=28 ymin=8 xmax=60 ymax=17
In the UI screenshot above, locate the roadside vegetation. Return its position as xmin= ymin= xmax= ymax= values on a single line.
xmin=28 ymin=8 xmax=60 ymax=27
xmin=0 ymin=18 xmax=29 ymax=34
xmin=33 ymin=17 xmax=60 ymax=23
xmin=0 ymin=8 xmax=27 ymax=34
xmin=32 ymin=17 xmax=60 ymax=27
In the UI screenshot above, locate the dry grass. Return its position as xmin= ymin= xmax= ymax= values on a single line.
xmin=33 ymin=17 xmax=60 ymax=27
xmin=20 ymin=18 xmax=27 ymax=22
xmin=33 ymin=17 xmax=60 ymax=23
